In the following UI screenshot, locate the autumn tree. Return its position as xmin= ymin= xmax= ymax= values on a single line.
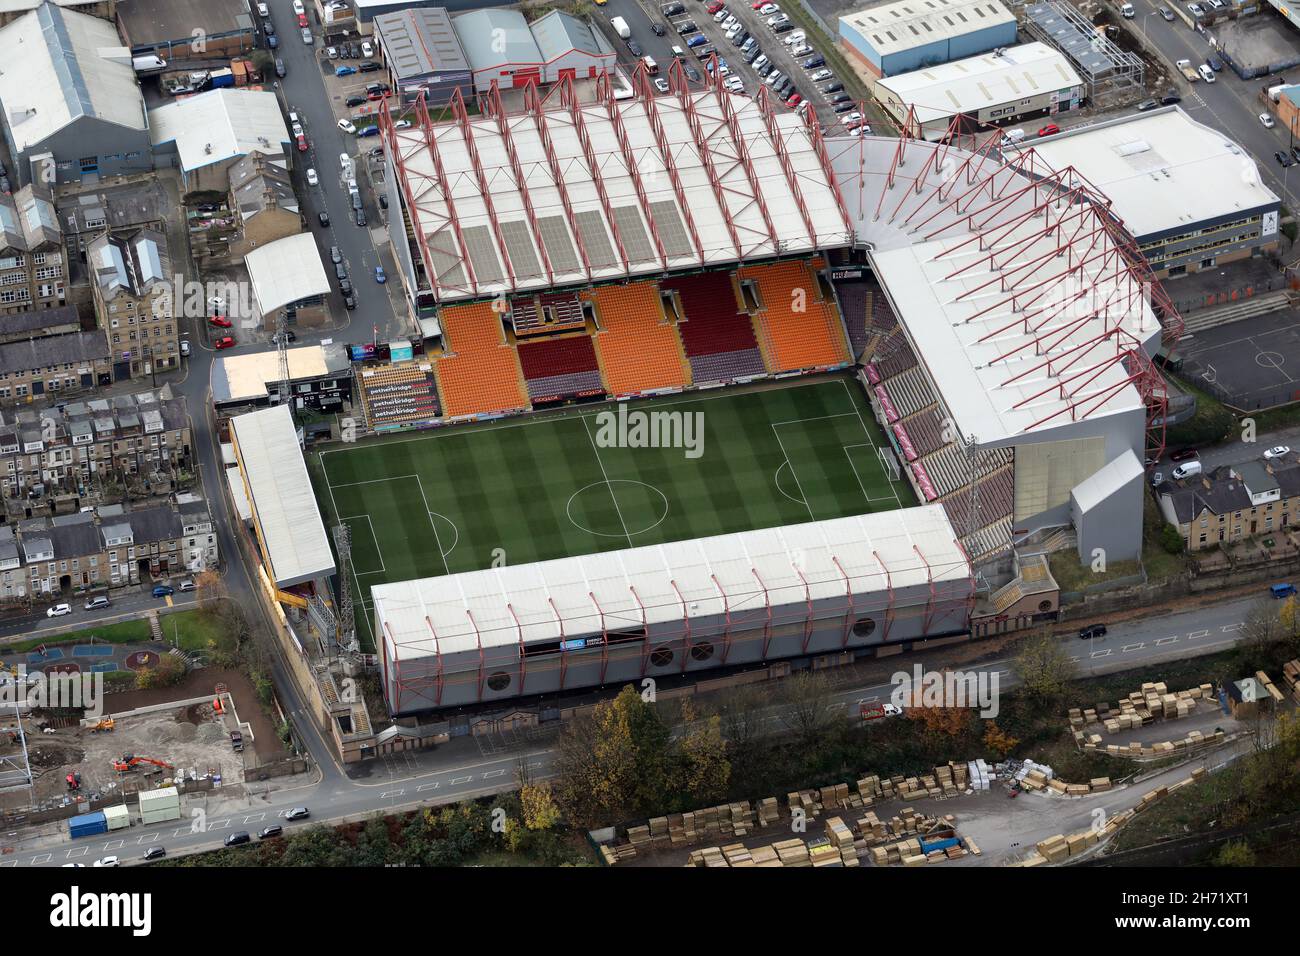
xmin=1014 ymin=629 xmax=1076 ymax=706
xmin=776 ymin=671 xmax=836 ymax=746
xmin=1214 ymin=841 xmax=1256 ymax=867
xmin=678 ymin=700 xmax=731 ymax=805
xmin=520 ymin=784 xmax=562 ymax=831
xmin=983 ymin=721 xmax=1020 ymax=758
xmin=906 ymin=703 xmax=972 ymax=738
xmin=717 ymin=682 xmax=768 ymax=769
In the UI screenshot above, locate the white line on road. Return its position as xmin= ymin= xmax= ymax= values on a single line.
xmin=416 ymin=782 xmax=439 ymax=792
xmin=1187 ymin=630 xmax=1207 ymax=639
xmin=450 ymin=775 xmax=473 ymax=785
xmin=1090 ymin=649 xmax=1112 ymax=658
xmin=483 ymin=769 xmax=505 ymax=779
xmin=243 ymin=813 xmax=266 ymax=823
xmin=32 ymin=854 xmax=50 ymax=864
xmin=66 ymin=847 xmax=87 ymax=858
xmin=1156 ymin=636 xmax=1179 ymax=646
xmin=206 ymin=820 xmax=230 ymax=831
xmin=104 ymin=840 xmax=123 ymax=850
xmin=1222 ymin=622 xmax=1244 ymax=632
xmin=381 ymin=790 xmax=404 ymax=799
xmin=1122 ymin=643 xmax=1144 ymax=652
xmin=0 ymin=860 xmax=14 ymax=867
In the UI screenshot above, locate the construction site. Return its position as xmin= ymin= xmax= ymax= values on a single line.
xmin=0 ymin=687 xmax=251 ymax=817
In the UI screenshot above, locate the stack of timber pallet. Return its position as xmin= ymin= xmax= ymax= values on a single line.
xmin=1283 ymin=660 xmax=1300 ymax=704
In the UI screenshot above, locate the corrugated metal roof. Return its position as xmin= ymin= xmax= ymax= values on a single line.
xmin=529 ymin=9 xmax=615 ymax=62
xmin=148 ymin=88 xmax=289 ymax=173
xmin=841 ymin=0 xmax=1014 ymax=57
xmin=230 ymin=405 xmax=335 ymax=589
xmin=374 ymin=7 xmax=468 ymax=80
xmin=452 ymin=8 xmax=539 ymax=70
xmin=243 ymin=232 xmax=330 ymax=316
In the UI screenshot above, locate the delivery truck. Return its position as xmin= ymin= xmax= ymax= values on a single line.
xmin=610 ymin=16 xmax=631 ymax=39
xmin=1176 ymin=59 xmax=1199 ymax=82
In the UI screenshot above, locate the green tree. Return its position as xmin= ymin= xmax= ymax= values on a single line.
xmin=1214 ymin=840 xmax=1256 ymax=867
xmin=1013 ymin=629 xmax=1076 ymax=706
xmin=520 ymin=784 xmax=561 ymax=831
xmin=354 ymin=815 xmax=392 ymax=867
xmin=1159 ymin=523 xmax=1184 ymax=554
xmin=678 ymin=701 xmax=731 ymax=805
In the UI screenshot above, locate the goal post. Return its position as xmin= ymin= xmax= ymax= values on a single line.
xmin=877 ymin=446 xmax=901 ymax=482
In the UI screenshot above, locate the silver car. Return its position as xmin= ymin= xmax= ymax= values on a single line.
xmin=301 ymin=26 xmax=313 ymax=43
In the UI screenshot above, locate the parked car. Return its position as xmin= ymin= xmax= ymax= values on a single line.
xmin=47 ymin=603 xmax=72 ymax=618
xmin=809 ymin=68 xmax=832 ymax=81
xmin=1265 ymin=445 xmax=1292 ymax=460
xmin=301 ymin=27 xmax=313 ymax=44
xmin=208 ymin=316 xmax=232 ymax=328
xmin=1137 ymin=98 xmax=1159 ymax=111
xmin=685 ymin=65 xmax=701 ymax=81
xmin=628 ymin=39 xmax=643 ymax=56
xmin=340 ymin=277 xmax=353 ymax=294
xmin=790 ymin=44 xmax=812 ymax=57
xmin=330 ymin=245 xmax=342 ymax=264
xmin=661 ymin=1 xmax=685 ymax=14
xmin=286 ymin=807 xmax=311 ymax=820
xmin=267 ymin=34 xmax=278 ymax=49
xmin=180 ymin=340 xmax=191 ymax=358
xmin=1277 ymin=150 xmax=1296 ymax=168
xmin=772 ymin=20 xmax=793 ymax=32
xmin=786 ymin=92 xmax=802 ymax=108
xmin=337 ymin=118 xmax=357 ymax=134
xmin=335 ymin=262 xmax=348 ymax=280
xmin=1037 ymin=123 xmax=1060 ymax=137
xmin=225 ymin=832 xmax=251 ymax=847
xmin=832 ymin=101 xmax=857 ymax=113
xmin=374 ymin=266 xmax=387 ymax=284
xmin=652 ymin=23 xmax=666 ymax=35
xmin=343 ymin=293 xmax=357 ymax=310
xmin=1187 ymin=3 xmax=1204 ymax=16
xmin=827 ymin=93 xmax=851 ymax=105
xmin=319 ymin=211 xmax=330 ymax=227
xmin=688 ymin=34 xmax=707 ymax=48
xmin=677 ymin=20 xmax=698 ymax=34
xmin=355 ymin=209 xmax=367 ymax=226
xmin=821 ymin=81 xmax=843 ymax=94
xmin=212 ymin=337 xmax=236 ymax=351
xmin=357 ymin=125 xmax=379 ymax=137
xmin=142 ymin=846 xmax=166 ymax=861
xmin=1207 ymin=55 xmax=1223 ymax=71
xmin=86 ymin=595 xmax=110 ymax=614
xmin=802 ymin=55 xmax=825 ymax=69
xmin=783 ymin=29 xmax=806 ymax=46
xmin=1160 ymin=91 xmax=1181 ymax=105
xmin=259 ymin=825 xmax=284 ymax=840
xmin=335 ymin=65 xmax=356 ymax=77
xmin=306 ymin=168 xmax=318 ymax=186
xmin=1078 ymin=623 xmax=1107 ymax=640
xmin=152 ymin=584 xmax=175 ymax=597
xmin=1168 ymin=448 xmax=1199 ymax=463
xmin=359 ymin=60 xmax=381 ymax=73
xmin=178 ymin=579 xmax=197 ymax=592
xmin=295 ymin=132 xmax=308 ymax=152
xmin=93 ymin=856 xmax=119 ymax=867
xmin=1159 ymin=5 xmax=1175 ymax=19
xmin=296 ymin=12 xmax=308 ymax=27
xmin=275 ymin=58 xmax=286 ymax=77
xmin=346 ymin=94 xmax=366 ymax=107
xmin=1261 ymin=112 xmax=1277 ymax=128
xmin=752 ymin=54 xmax=769 ymax=71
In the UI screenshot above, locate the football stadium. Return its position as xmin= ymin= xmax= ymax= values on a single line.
xmin=259 ymin=67 xmax=1183 ymax=718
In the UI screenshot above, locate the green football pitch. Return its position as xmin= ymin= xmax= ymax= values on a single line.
xmin=311 ymin=377 xmax=915 ymax=650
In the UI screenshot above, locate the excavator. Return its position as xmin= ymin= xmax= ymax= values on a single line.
xmin=87 ymin=718 xmax=115 ymax=734
xmin=112 ymin=753 xmax=174 ymax=773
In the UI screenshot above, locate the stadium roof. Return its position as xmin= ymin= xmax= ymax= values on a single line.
xmin=0 ymin=2 xmax=146 ymax=152
xmin=148 ymin=88 xmax=290 ymax=172
xmin=375 ymin=505 xmax=969 ymax=659
xmin=840 ymin=0 xmax=1015 ymax=58
xmin=828 ymin=131 xmax=1167 ymax=445
xmin=876 ymin=43 xmax=1082 ymax=127
xmin=373 ymin=7 xmax=468 ymax=81
xmin=388 ymin=82 xmax=851 ymax=302
xmin=212 ymin=343 xmax=351 ymax=405
xmin=1017 ymin=106 xmax=1280 ymax=239
xmin=1072 ymin=448 xmax=1142 ymax=513
xmin=244 ymin=232 xmax=331 ymax=316
xmin=229 ymin=404 xmax=335 ymax=589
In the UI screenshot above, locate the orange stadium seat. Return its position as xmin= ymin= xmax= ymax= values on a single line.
xmin=588 ymin=283 xmax=691 ymax=394
xmin=741 ymin=261 xmax=851 ymax=372
xmin=435 ymin=303 xmax=529 ymax=417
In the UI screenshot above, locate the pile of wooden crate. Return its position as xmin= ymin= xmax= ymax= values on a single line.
xmin=1073 ymin=682 xmax=1213 ymax=737
xmin=1093 ymin=727 xmax=1226 ymax=759
xmin=1283 ymin=660 xmax=1300 ymax=704
xmin=1255 ymin=670 xmax=1285 ymax=706
xmin=686 ymin=838 xmax=819 ymax=867
xmin=620 ymin=801 xmax=759 ymax=856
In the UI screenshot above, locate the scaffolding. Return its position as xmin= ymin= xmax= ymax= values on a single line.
xmin=1025 ymin=0 xmax=1144 ymax=101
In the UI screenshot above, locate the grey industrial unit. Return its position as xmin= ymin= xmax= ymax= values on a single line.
xmin=838 ymin=0 xmax=1017 ymax=79
xmin=373 ymin=7 xmax=472 ymax=104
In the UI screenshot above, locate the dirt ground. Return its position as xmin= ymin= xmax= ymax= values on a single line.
xmin=0 ymin=667 xmax=284 ymax=813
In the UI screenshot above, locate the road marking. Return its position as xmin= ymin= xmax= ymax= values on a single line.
xmin=381 ymin=790 xmax=404 ymax=798
xmin=1187 ymin=630 xmax=1207 ymax=639
xmin=1156 ymin=636 xmax=1179 ymax=645
xmin=104 ymin=840 xmax=123 ymax=850
xmin=416 ymin=782 xmax=439 ymax=792
xmin=483 ymin=769 xmax=505 ymax=779
xmin=32 ymin=853 xmax=50 ymax=864
xmin=1222 ymin=622 xmax=1244 ymax=632
xmin=66 ymin=847 xmax=87 ymax=858
xmin=1122 ymin=643 xmax=1144 ymax=652
xmin=1090 ymin=649 xmax=1112 ymax=658
xmin=243 ymin=813 xmax=266 ymax=823
xmin=172 ymin=828 xmax=188 ymax=837
xmin=207 ymin=819 xmax=230 ymax=830
xmin=0 ymin=860 xmax=14 ymax=867
xmin=138 ymin=833 xmax=160 ymax=843
xmin=450 ymin=775 xmax=473 ymax=785
xmin=527 ymin=762 xmax=543 ymax=770
xmin=1068 ymin=657 xmax=1081 ymax=664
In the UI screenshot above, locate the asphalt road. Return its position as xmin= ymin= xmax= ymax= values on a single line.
xmin=261 ymin=1 xmax=406 ymax=344
xmin=2 ymin=589 xmax=1268 ymax=867
xmin=0 ymin=590 xmax=199 ymax=644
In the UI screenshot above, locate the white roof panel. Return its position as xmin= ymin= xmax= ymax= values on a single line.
xmin=148 ymin=88 xmax=289 ymax=172
xmin=230 ymin=405 xmax=335 ymax=588
xmin=244 ymin=232 xmax=331 ymax=316
xmin=841 ymin=0 xmax=1016 ymax=57
xmin=375 ymin=506 xmax=968 ymax=661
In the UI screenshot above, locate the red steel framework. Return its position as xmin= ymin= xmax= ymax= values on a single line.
xmin=556 ymin=74 xmax=632 ymax=272
xmin=523 ymin=79 xmax=596 ymax=280
xmin=482 ymin=82 xmax=556 ymax=287
xmin=449 ymin=87 xmax=517 ymax=292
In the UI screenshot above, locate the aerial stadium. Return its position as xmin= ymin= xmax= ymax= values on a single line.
xmin=292 ymin=61 xmax=1182 ymax=718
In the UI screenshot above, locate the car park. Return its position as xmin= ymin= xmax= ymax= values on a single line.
xmin=821 ymin=81 xmax=843 ymax=94
xmin=306 ymin=168 xmax=318 ymax=185
xmin=47 ymin=603 xmax=71 ymax=618
xmin=1261 ymin=113 xmax=1277 ymax=128
xmin=809 ymin=68 xmax=832 ymax=81
xmin=759 ymin=2 xmax=779 ymax=12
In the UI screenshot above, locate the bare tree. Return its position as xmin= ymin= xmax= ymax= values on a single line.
xmin=718 ymin=682 xmax=768 ymax=760
xmin=1013 ymin=628 xmax=1076 ymax=706
xmin=776 ymin=671 xmax=836 ymax=746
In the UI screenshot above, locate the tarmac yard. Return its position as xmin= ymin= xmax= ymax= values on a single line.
xmin=0 ymin=701 xmax=244 ymax=812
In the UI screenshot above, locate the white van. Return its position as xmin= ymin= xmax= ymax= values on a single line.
xmin=132 ymin=55 xmax=167 ymax=73
xmin=1120 ymin=3 xmax=1135 ymax=17
xmin=670 ymin=45 xmax=686 ymax=59
xmin=1172 ymin=461 xmax=1203 ymax=481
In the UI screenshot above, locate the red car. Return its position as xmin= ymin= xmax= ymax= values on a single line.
xmin=1037 ymin=123 xmax=1060 ymax=137
xmin=213 ymin=336 xmax=236 ymax=350
xmin=296 ymin=12 xmax=308 ymax=27
xmin=366 ymin=89 xmax=390 ymax=101
xmin=709 ymin=0 xmax=725 ymax=10
xmin=295 ymin=133 xmax=308 ymax=152
xmin=786 ymin=93 xmax=802 ymax=108
xmin=208 ymin=315 xmax=232 ymax=328
xmin=751 ymin=0 xmax=766 ymax=7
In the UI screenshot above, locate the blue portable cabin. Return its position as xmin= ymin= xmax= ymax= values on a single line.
xmin=69 ymin=810 xmax=108 ymax=839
